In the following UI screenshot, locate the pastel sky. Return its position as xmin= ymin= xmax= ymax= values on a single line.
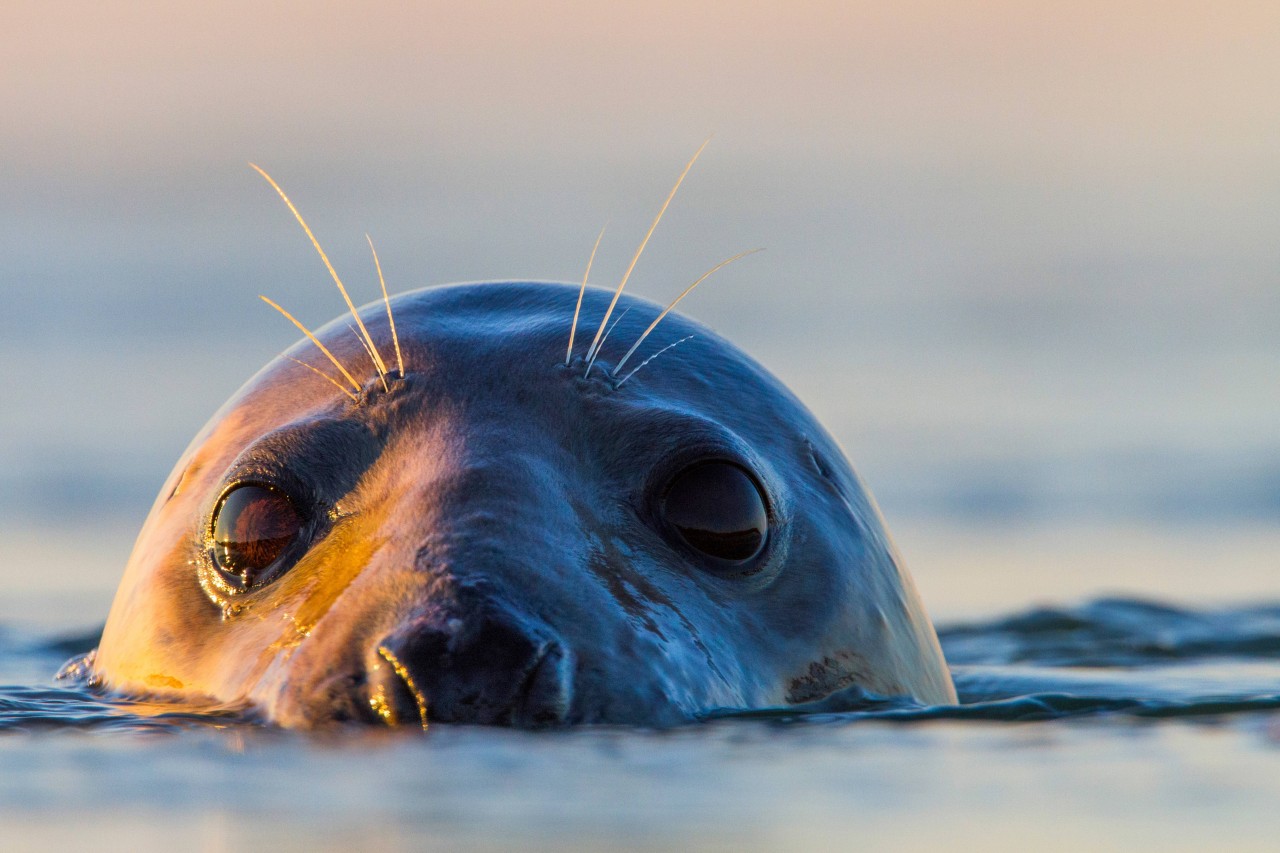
xmin=6 ymin=1 xmax=1279 ymax=183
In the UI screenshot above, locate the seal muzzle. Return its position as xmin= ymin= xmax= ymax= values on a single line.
xmin=370 ymin=600 xmax=573 ymax=728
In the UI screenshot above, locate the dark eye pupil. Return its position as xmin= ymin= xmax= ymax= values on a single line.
xmin=213 ymin=485 xmax=302 ymax=586
xmin=663 ymin=462 xmax=767 ymax=563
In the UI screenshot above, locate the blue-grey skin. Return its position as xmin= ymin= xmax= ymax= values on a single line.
xmin=90 ymin=282 xmax=956 ymax=728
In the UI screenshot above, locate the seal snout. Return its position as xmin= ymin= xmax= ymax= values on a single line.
xmin=368 ymin=603 xmax=573 ymax=729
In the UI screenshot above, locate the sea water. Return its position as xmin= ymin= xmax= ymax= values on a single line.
xmin=3 ymin=587 xmax=1280 ymax=850
xmin=3 ymin=147 xmax=1279 ymax=850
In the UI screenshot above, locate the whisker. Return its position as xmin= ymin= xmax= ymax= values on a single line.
xmin=584 ymin=137 xmax=711 ymax=377
xmin=349 ymin=323 xmax=390 ymax=393
xmin=250 ymin=164 xmax=389 ymax=383
xmin=617 ymin=335 xmax=696 ymax=387
xmin=259 ymin=295 xmax=362 ymax=393
xmin=612 ymin=248 xmax=761 ymax=375
xmin=594 ymin=306 xmax=633 ymax=362
xmin=566 ymin=225 xmax=607 ymax=365
xmin=367 ymin=234 xmax=404 ymax=378
xmin=284 ymin=356 xmax=359 ymax=402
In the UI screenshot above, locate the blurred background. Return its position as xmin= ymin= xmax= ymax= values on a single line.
xmin=2 ymin=0 xmax=1277 ymax=627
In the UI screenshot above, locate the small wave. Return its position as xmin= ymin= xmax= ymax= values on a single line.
xmin=939 ymin=597 xmax=1280 ymax=667
xmin=0 ymin=684 xmax=251 ymax=733
xmin=3 ymin=598 xmax=1280 ymax=733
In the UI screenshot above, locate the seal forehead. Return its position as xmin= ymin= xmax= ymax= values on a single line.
xmin=380 ymin=282 xmax=812 ymax=436
xmin=385 ymin=282 xmax=770 ymax=389
xmin=222 ymin=281 xmax=810 ymax=448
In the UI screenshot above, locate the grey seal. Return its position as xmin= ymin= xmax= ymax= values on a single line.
xmin=79 ymin=162 xmax=956 ymax=728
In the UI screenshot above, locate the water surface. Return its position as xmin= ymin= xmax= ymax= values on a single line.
xmin=3 ymin=595 xmax=1279 ymax=850
xmin=5 ymin=2 xmax=1280 ymax=847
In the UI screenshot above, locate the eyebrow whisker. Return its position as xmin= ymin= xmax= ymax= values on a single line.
xmin=250 ymin=164 xmax=389 ymax=385
xmin=348 ymin=323 xmax=390 ymax=393
xmin=367 ymin=234 xmax=404 ymax=378
xmin=612 ymin=248 xmax=761 ymax=376
xmin=284 ymin=356 xmax=360 ymax=402
xmin=584 ymin=137 xmax=711 ymax=377
xmin=593 ymin=306 xmax=633 ymax=364
xmin=259 ymin=295 xmax=362 ymax=394
xmin=566 ymin=225 xmax=607 ymax=366
xmin=617 ymin=335 xmax=696 ymax=387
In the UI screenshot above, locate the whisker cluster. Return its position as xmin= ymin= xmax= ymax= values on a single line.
xmin=567 ymin=138 xmax=761 ymax=382
xmin=582 ymin=138 xmax=709 ymax=377
xmin=283 ymin=355 xmax=359 ymax=402
xmin=255 ymin=139 xmax=757 ymax=398
xmin=259 ymin=295 xmax=362 ymax=393
xmin=251 ymin=164 xmax=402 ymax=397
xmin=612 ymin=249 xmax=761 ymax=376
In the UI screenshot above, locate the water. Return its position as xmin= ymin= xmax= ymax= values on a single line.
xmin=3 ymin=598 xmax=1280 ymax=850
xmin=6 ymin=2 xmax=1280 ymax=848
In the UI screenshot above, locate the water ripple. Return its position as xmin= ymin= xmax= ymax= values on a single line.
xmin=3 ymin=597 xmax=1280 ymax=733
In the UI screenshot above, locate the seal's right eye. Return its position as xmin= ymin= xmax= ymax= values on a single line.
xmin=211 ymin=484 xmax=303 ymax=589
xmin=661 ymin=461 xmax=768 ymax=565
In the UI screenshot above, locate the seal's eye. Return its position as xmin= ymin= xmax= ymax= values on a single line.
xmin=211 ymin=484 xmax=303 ymax=588
xmin=662 ymin=461 xmax=768 ymax=564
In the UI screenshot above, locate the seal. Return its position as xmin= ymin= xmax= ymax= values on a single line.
xmin=78 ymin=162 xmax=956 ymax=728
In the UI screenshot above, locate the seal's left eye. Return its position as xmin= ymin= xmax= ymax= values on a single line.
xmin=212 ymin=484 xmax=302 ymax=588
xmin=661 ymin=461 xmax=768 ymax=564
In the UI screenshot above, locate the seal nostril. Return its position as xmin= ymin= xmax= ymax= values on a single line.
xmin=374 ymin=604 xmax=572 ymax=727
xmin=513 ymin=641 xmax=573 ymax=728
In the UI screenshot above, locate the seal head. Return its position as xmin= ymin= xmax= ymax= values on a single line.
xmin=89 ymin=281 xmax=955 ymax=727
